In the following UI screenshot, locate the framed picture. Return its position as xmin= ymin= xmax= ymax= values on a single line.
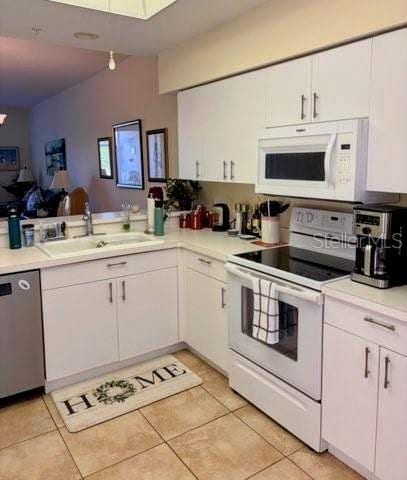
xmin=0 ymin=147 xmax=20 ymax=171
xmin=45 ymin=138 xmax=66 ymax=176
xmin=146 ymin=128 xmax=168 ymax=182
xmin=113 ymin=119 xmax=144 ymax=190
xmin=97 ymin=137 xmax=113 ymax=179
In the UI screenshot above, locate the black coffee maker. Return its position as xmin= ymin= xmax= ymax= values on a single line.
xmin=352 ymin=205 xmax=407 ymax=289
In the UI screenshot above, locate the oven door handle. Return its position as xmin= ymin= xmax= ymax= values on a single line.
xmin=225 ymin=263 xmax=323 ymax=305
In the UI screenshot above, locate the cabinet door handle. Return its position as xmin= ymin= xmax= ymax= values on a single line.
xmin=313 ymin=92 xmax=318 ymax=119
xmin=223 ymin=161 xmax=228 ymax=180
xmin=364 ymin=347 xmax=370 ymax=378
xmin=196 ymin=161 xmax=200 ymax=178
xmin=384 ymin=356 xmax=391 ymax=389
xmin=198 ymin=257 xmax=212 ymax=265
xmin=221 ymin=287 xmax=226 ymax=309
xmin=107 ymin=261 xmax=127 ymax=268
xmin=109 ymin=282 xmax=113 ymax=303
xmin=121 ymin=280 xmax=126 ymax=302
xmin=230 ymin=161 xmax=235 ymax=181
xmin=300 ymin=94 xmax=306 ymax=120
xmin=364 ymin=316 xmax=396 ymax=332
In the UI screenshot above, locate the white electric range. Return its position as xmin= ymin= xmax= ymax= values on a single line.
xmin=225 ymin=207 xmax=355 ymax=452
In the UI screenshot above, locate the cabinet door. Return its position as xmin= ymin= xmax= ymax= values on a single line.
xmin=266 ymin=57 xmax=312 ymax=127
xmin=230 ymin=70 xmax=266 ymax=183
xmin=311 ymin=39 xmax=371 ymax=122
xmin=43 ymin=280 xmax=118 ymax=381
xmin=200 ymin=79 xmax=230 ymax=181
xmin=117 ymin=268 xmax=178 ymax=360
xmin=367 ymin=29 xmax=407 ymax=193
xmin=186 ymin=269 xmax=228 ymax=372
xmin=322 ymin=324 xmax=379 ymax=471
xmin=178 ymin=88 xmax=202 ymax=180
xmin=375 ymin=349 xmax=407 ymax=480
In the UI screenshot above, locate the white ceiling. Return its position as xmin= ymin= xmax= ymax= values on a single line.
xmin=0 ymin=36 xmax=128 ymax=107
xmin=0 ymin=0 xmax=268 ymax=56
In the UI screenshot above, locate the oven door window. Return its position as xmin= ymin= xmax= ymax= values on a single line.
xmin=241 ymin=286 xmax=298 ymax=361
xmin=265 ymin=151 xmax=326 ymax=181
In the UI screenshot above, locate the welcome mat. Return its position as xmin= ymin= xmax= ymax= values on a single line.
xmin=51 ymin=354 xmax=202 ymax=432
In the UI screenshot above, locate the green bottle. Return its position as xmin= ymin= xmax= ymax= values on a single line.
xmin=154 ymin=200 xmax=164 ymax=236
xmin=8 ymin=208 xmax=22 ymax=249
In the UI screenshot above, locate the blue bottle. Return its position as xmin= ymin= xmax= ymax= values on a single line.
xmin=8 ymin=208 xmax=22 ymax=249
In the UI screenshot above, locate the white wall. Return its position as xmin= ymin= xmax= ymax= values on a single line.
xmin=158 ymin=0 xmax=407 ymax=92
xmin=30 ymin=55 xmax=177 ymax=212
xmin=0 ymin=106 xmax=31 ymax=202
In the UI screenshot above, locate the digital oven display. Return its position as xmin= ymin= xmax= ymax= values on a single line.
xmin=356 ymin=214 xmax=381 ymax=226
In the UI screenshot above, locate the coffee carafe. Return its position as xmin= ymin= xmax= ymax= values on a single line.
xmin=352 ymin=205 xmax=407 ymax=289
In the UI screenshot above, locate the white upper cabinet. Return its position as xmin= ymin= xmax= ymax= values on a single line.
xmin=266 ymin=57 xmax=312 ymax=127
xmin=230 ymin=69 xmax=266 ymax=183
xmin=200 ymin=79 xmax=230 ymax=182
xmin=178 ymin=87 xmax=202 ymax=180
xmin=375 ymin=348 xmax=407 ymax=480
xmin=311 ymin=39 xmax=372 ymax=122
xmin=367 ymin=28 xmax=407 ymax=193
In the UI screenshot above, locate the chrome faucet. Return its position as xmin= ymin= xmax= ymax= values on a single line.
xmin=83 ymin=202 xmax=94 ymax=236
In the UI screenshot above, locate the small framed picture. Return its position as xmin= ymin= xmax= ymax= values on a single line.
xmin=97 ymin=137 xmax=113 ymax=179
xmin=0 ymin=147 xmax=20 ymax=171
xmin=146 ymin=128 xmax=168 ymax=182
xmin=45 ymin=138 xmax=66 ymax=176
xmin=113 ymin=119 xmax=144 ymax=190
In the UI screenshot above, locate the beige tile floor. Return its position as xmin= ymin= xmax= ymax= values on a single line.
xmin=0 ymin=349 xmax=364 ymax=480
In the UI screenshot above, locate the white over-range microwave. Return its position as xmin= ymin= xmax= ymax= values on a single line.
xmin=256 ymin=118 xmax=394 ymax=202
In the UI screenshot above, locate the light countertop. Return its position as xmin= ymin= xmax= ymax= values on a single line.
xmin=0 ymin=229 xmax=265 ymax=276
xmin=323 ymin=278 xmax=407 ymax=323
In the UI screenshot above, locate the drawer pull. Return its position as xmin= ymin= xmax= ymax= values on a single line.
xmin=198 ymin=258 xmax=212 ymax=266
xmin=364 ymin=347 xmax=370 ymax=378
xmin=364 ymin=316 xmax=395 ymax=332
xmin=384 ymin=356 xmax=391 ymax=389
xmin=107 ymin=261 xmax=128 ymax=268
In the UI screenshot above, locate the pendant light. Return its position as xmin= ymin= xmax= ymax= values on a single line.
xmin=0 ymin=113 xmax=7 ymax=126
xmin=107 ymin=0 xmax=116 ymax=71
xmin=108 ymin=50 xmax=116 ymax=71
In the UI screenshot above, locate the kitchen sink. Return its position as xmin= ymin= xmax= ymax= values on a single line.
xmin=37 ymin=232 xmax=164 ymax=258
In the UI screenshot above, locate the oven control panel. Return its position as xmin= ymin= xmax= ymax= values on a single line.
xmin=291 ymin=207 xmax=354 ymax=237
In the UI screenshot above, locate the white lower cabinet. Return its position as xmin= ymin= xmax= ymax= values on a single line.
xmin=117 ymin=268 xmax=178 ymax=360
xmin=42 ymin=253 xmax=179 ymax=382
xmin=323 ymin=297 xmax=407 ymax=479
xmin=322 ymin=324 xmax=379 ymax=471
xmin=375 ymin=349 xmax=407 ymax=480
xmin=186 ymin=268 xmax=228 ymax=372
xmin=43 ymin=280 xmax=119 ymax=381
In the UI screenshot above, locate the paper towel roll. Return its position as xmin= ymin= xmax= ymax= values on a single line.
xmin=147 ymin=197 xmax=155 ymax=233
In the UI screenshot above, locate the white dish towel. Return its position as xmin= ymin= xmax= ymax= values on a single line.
xmin=252 ymin=277 xmax=279 ymax=345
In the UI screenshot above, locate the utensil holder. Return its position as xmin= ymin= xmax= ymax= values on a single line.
xmin=261 ymin=216 xmax=280 ymax=244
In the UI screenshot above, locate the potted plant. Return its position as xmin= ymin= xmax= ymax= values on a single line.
xmin=165 ymin=178 xmax=201 ymax=211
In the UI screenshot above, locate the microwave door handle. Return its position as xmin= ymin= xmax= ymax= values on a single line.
xmin=225 ymin=263 xmax=322 ymax=305
xmin=324 ymin=133 xmax=337 ymax=185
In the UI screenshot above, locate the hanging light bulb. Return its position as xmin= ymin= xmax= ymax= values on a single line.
xmin=108 ymin=50 xmax=116 ymax=71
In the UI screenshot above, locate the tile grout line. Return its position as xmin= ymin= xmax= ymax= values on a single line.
xmin=41 ymin=396 xmax=85 ymax=480
xmin=138 ymin=408 xmax=200 ymax=480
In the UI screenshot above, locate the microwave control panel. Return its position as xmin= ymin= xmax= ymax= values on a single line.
xmin=336 ymin=133 xmax=354 ymax=187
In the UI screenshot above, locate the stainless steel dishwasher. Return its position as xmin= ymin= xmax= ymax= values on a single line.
xmin=0 ymin=270 xmax=44 ymax=398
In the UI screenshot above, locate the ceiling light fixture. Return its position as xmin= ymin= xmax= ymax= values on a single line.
xmin=73 ymin=31 xmax=100 ymax=40
xmin=0 ymin=114 xmax=7 ymax=126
